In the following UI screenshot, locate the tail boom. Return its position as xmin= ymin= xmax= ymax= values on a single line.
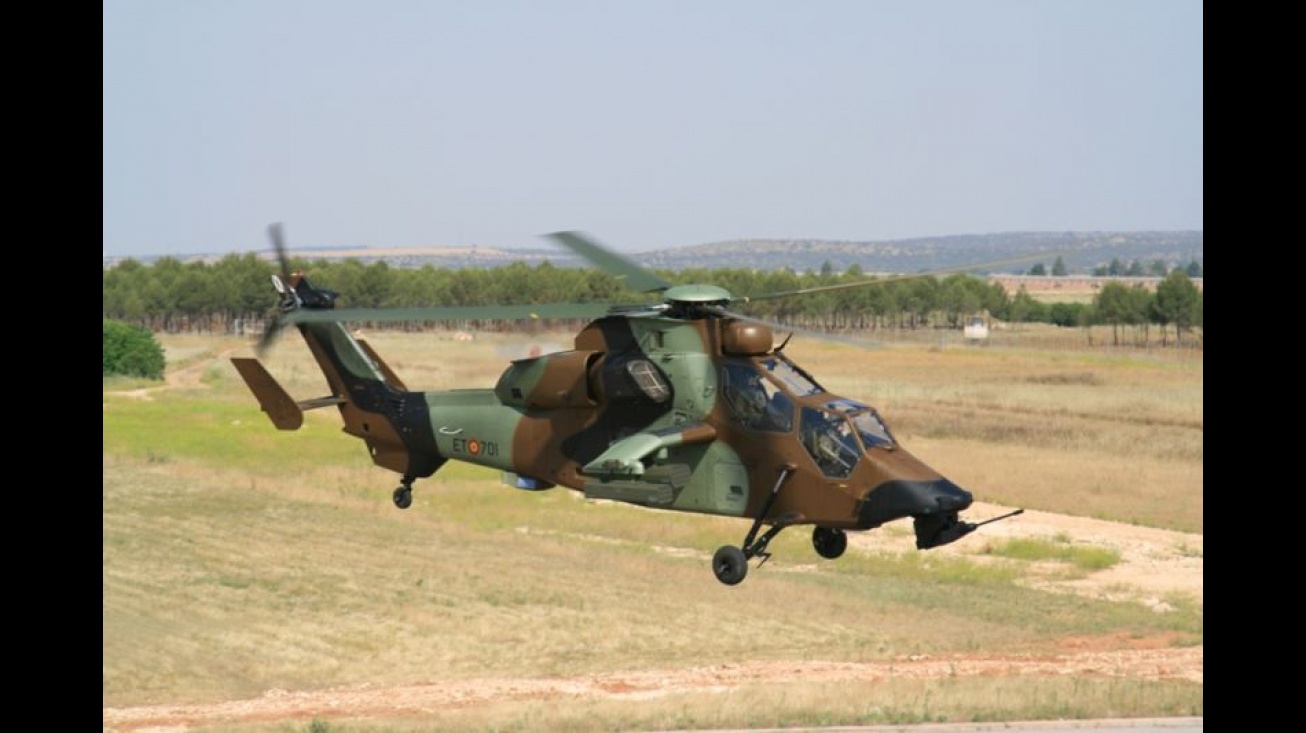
xmin=294 ymin=321 xmax=447 ymax=481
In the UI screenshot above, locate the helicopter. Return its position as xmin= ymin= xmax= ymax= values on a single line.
xmin=232 ymin=224 xmax=1024 ymax=585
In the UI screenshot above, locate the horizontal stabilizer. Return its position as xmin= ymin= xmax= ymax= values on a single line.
xmin=231 ymin=357 xmax=343 ymax=431
xmin=231 ymin=358 xmax=303 ymax=430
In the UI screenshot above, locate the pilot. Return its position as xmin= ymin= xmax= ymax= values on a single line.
xmin=738 ymin=370 xmax=794 ymax=431
xmin=763 ymin=390 xmax=793 ymax=432
xmin=727 ymin=369 xmax=769 ymax=426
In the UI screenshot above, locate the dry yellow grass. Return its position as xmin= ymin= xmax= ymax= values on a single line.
xmin=104 ymin=325 xmax=1202 ymax=731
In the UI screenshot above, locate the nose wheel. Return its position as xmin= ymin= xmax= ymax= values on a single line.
xmin=812 ymin=527 xmax=847 ymax=559
xmin=711 ymin=466 xmax=796 ymax=585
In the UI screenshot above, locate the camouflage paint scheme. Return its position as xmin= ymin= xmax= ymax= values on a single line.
xmin=232 ymin=234 xmax=1004 ymax=584
xmin=237 ymin=311 xmax=974 ymax=535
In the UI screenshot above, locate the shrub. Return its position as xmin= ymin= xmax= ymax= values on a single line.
xmin=103 ymin=320 xmax=165 ymax=379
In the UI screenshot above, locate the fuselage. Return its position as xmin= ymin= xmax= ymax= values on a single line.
xmin=294 ymin=313 xmax=970 ymax=531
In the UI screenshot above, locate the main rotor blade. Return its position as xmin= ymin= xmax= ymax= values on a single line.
xmin=741 ymin=249 xmax=1077 ymax=302
xmin=545 ymin=231 xmax=672 ymax=294
xmin=282 ymin=302 xmax=615 ymax=324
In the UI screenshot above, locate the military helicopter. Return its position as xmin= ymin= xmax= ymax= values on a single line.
xmin=232 ymin=224 xmax=1023 ymax=585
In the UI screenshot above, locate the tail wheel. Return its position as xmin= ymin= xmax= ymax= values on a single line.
xmin=712 ymin=545 xmax=748 ymax=585
xmin=812 ymin=527 xmax=847 ymax=559
xmin=393 ymin=486 xmax=413 ymax=509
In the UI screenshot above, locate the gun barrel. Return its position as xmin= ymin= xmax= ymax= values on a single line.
xmin=974 ymin=508 xmax=1024 ymax=528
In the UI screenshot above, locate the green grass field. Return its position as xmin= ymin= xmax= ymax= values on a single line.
xmin=103 ymin=329 xmax=1202 ymax=731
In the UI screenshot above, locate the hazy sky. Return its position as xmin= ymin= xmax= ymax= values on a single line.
xmin=103 ymin=0 xmax=1203 ymax=258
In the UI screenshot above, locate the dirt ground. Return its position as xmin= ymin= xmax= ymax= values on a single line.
xmin=104 ymin=349 xmax=1202 ymax=732
xmin=104 ymin=643 xmax=1203 ymax=732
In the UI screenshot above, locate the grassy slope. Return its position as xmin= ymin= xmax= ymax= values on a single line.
xmin=103 ymin=331 xmax=1202 ymax=729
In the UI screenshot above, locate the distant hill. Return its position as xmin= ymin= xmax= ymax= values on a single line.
xmin=105 ymin=231 xmax=1202 ymax=276
xmin=636 ymin=231 xmax=1202 ymax=275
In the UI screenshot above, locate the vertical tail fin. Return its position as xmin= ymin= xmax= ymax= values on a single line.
xmin=240 ymin=222 xmax=444 ymax=483
xmin=356 ymin=335 xmax=408 ymax=391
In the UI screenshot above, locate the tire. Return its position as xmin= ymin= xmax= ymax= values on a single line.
xmin=712 ymin=545 xmax=748 ymax=585
xmin=812 ymin=526 xmax=847 ymax=559
xmin=393 ymin=487 xmax=413 ymax=509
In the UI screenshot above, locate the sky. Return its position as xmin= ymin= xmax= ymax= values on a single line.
xmin=103 ymin=0 xmax=1203 ymax=258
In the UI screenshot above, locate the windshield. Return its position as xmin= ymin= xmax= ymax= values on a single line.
xmin=824 ymin=398 xmax=895 ymax=448
xmin=799 ymin=402 xmax=896 ymax=477
xmin=799 ymin=407 xmax=861 ymax=477
xmin=759 ymin=354 xmax=823 ymax=396
xmin=850 ymin=409 xmax=893 ymax=448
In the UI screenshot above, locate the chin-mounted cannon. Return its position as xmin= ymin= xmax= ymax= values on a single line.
xmin=915 ymin=507 xmax=1025 ymax=550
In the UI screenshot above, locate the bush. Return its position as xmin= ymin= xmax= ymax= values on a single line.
xmin=103 ymin=320 xmax=166 ymax=379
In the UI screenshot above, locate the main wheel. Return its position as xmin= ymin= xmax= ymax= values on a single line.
xmin=393 ymin=486 xmax=413 ymax=509
xmin=712 ymin=545 xmax=748 ymax=585
xmin=812 ymin=527 xmax=847 ymax=559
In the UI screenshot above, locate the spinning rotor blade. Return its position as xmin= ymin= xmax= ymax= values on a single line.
xmin=741 ymin=249 xmax=1077 ymax=303
xmin=268 ymin=222 xmax=293 ymax=284
xmin=256 ymin=312 xmax=283 ymax=357
xmin=715 ymin=247 xmax=1078 ymax=350
xmin=256 ymin=222 xmax=295 ymax=357
xmin=282 ymin=302 xmax=615 ymax=325
xmin=546 ymin=231 xmax=673 ymax=294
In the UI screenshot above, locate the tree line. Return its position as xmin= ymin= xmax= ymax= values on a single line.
xmin=1027 ymin=255 xmax=1203 ymax=278
xmin=103 ymin=254 xmax=1203 ymax=347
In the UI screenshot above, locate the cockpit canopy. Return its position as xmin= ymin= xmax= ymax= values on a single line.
xmin=721 ymin=352 xmax=896 ymax=478
xmin=799 ymin=401 xmax=895 ymax=477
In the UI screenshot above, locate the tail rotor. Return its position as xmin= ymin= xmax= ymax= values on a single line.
xmin=257 ymin=222 xmax=295 ymax=357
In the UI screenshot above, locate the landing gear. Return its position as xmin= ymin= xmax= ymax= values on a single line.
xmin=712 ymin=520 xmax=789 ymax=586
xmin=713 ymin=546 xmax=748 ymax=585
xmin=392 ymin=476 xmax=415 ymax=509
xmin=393 ymin=486 xmax=412 ymax=509
xmin=711 ymin=465 xmax=795 ymax=585
xmin=812 ymin=527 xmax=847 ymax=559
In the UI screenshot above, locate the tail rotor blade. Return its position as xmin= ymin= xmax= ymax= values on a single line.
xmin=257 ymin=222 xmax=295 ymax=357
xmin=255 ymin=317 xmax=283 ymax=358
xmin=268 ymin=222 xmax=292 ymax=283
